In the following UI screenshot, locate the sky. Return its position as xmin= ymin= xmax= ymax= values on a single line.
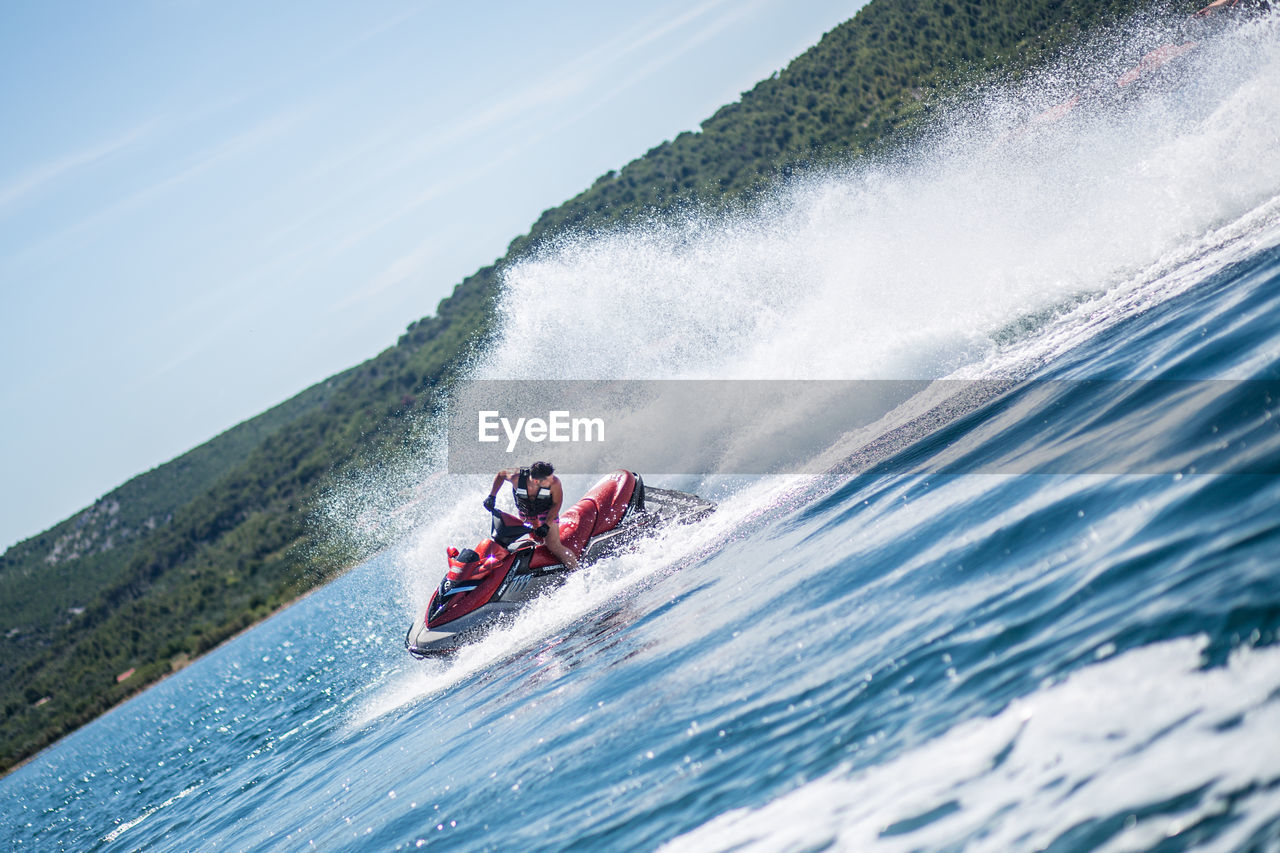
xmin=0 ymin=0 xmax=864 ymax=550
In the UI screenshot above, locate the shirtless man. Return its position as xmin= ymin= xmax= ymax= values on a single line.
xmin=484 ymin=461 xmax=580 ymax=570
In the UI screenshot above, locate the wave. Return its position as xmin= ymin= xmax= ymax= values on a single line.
xmin=331 ymin=6 xmax=1280 ymax=720
xmin=661 ymin=637 xmax=1280 ymax=852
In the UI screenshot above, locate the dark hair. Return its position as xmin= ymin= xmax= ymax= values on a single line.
xmin=529 ymin=461 xmax=554 ymax=479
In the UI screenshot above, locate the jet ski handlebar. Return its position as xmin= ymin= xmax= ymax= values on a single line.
xmin=487 ymin=505 xmax=551 ymax=545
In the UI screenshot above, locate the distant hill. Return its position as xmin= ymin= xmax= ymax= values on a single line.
xmin=1 ymin=0 xmax=1163 ymax=774
xmin=1 ymin=377 xmax=343 ymax=629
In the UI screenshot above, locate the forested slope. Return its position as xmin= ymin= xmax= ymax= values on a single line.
xmin=1 ymin=0 xmax=1167 ymax=773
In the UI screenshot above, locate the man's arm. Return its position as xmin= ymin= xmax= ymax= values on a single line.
xmin=485 ymin=468 xmax=519 ymax=510
xmin=488 ymin=468 xmax=518 ymax=497
xmin=1196 ymin=0 xmax=1236 ymax=15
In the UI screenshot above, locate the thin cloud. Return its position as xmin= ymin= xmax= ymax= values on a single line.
xmin=8 ymin=104 xmax=317 ymax=268
xmin=335 ymin=236 xmax=444 ymax=311
xmin=570 ymin=0 xmax=775 ymax=130
xmin=545 ymin=0 xmax=744 ymax=90
xmin=111 ymin=105 xmax=316 ymax=215
xmin=0 ymin=119 xmax=159 ymax=212
xmin=154 ymin=0 xmax=785 ymax=330
xmin=261 ymin=73 xmax=589 ymax=252
xmin=262 ymin=2 xmax=751 ymax=261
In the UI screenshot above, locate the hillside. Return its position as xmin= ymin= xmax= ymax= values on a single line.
xmin=1 ymin=0 xmax=1168 ymax=774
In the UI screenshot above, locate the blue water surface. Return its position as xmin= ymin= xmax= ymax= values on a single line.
xmin=3 ymin=239 xmax=1279 ymax=852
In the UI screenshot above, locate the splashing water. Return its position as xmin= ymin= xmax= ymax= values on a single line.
xmin=339 ymin=5 xmax=1280 ymax=661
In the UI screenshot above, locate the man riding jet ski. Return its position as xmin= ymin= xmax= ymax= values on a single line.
xmin=405 ymin=469 xmax=713 ymax=658
xmin=484 ymin=461 xmax=578 ymax=571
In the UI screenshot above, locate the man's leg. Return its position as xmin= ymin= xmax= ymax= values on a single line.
xmin=543 ymin=523 xmax=580 ymax=570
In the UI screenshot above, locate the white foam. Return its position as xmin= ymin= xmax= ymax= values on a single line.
xmin=662 ymin=637 xmax=1280 ymax=853
xmin=490 ymin=13 xmax=1280 ymax=386
xmin=101 ymin=783 xmax=202 ymax=845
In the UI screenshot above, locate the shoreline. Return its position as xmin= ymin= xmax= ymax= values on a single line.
xmin=1 ymin=558 xmax=364 ymax=781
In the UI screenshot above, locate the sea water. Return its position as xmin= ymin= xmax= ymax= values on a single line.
xmin=3 ymin=10 xmax=1280 ymax=852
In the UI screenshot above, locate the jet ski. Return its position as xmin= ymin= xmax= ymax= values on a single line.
xmin=405 ymin=470 xmax=714 ymax=658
